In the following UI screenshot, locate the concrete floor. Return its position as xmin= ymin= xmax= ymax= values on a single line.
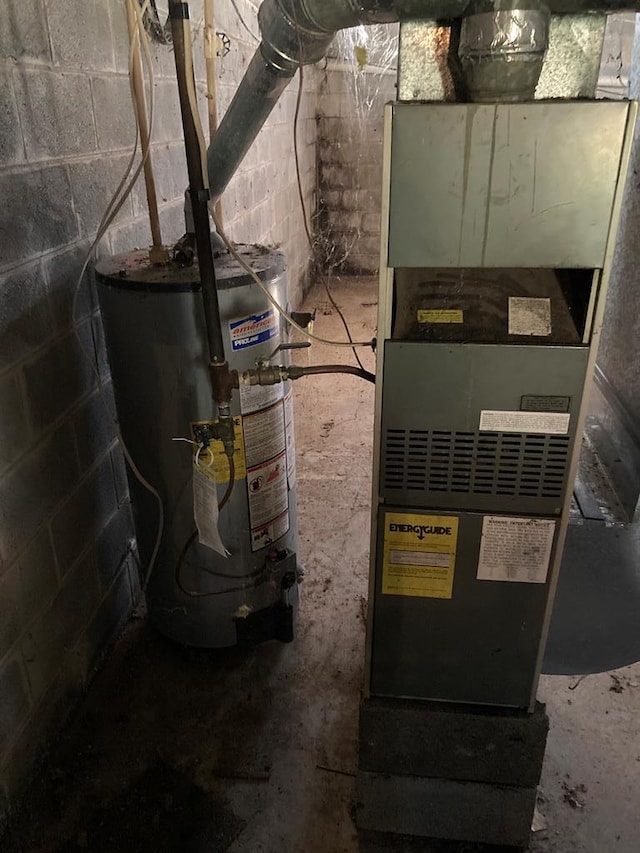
xmin=3 ymin=278 xmax=640 ymax=853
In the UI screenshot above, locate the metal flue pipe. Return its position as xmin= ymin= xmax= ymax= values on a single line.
xmin=206 ymin=0 xmax=468 ymax=201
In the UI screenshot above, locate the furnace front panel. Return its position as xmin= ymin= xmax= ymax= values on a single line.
xmin=367 ymin=100 xmax=636 ymax=710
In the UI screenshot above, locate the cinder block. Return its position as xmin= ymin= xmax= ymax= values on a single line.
xmin=0 ymin=166 xmax=77 ymax=269
xmin=328 ymin=209 xmax=362 ymax=232
xmin=0 ymin=0 xmax=50 ymax=63
xmin=0 ymin=638 xmax=87 ymax=800
xmin=108 ymin=0 xmax=131 ymax=73
xmin=320 ymin=163 xmax=359 ymax=190
xmin=160 ymin=201 xmax=186 ymax=243
xmin=47 ymin=0 xmax=115 ymax=71
xmin=13 ymin=68 xmax=97 ymax=160
xmin=0 ymin=423 xmax=79 ymax=569
xmin=20 ymin=546 xmax=102 ymax=705
xmin=0 ymin=370 xmax=29 ymax=478
xmin=0 ymin=655 xmax=31 ymax=757
xmin=360 ymin=698 xmax=549 ymax=789
xmin=71 ymin=385 xmax=116 ymax=473
xmin=86 ymin=563 xmax=132 ymax=670
xmin=91 ymin=74 xmax=136 ymax=151
xmin=44 ymin=241 xmax=97 ymax=330
xmin=69 ymin=154 xmax=134 ymax=238
xmin=110 ymin=446 xmax=129 ymax=506
xmin=356 ymin=771 xmax=536 ymax=849
xmin=95 ymin=501 xmax=134 ymax=591
xmin=362 ymin=212 xmax=382 ymax=234
xmin=131 ymin=143 xmax=188 ymax=217
xmin=0 ymin=529 xmax=59 ymax=663
xmin=22 ymin=322 xmax=95 ymax=433
xmin=152 ymin=79 xmax=184 ymax=144
xmin=0 ymin=70 xmax=25 ymax=165
xmin=50 ymin=456 xmax=118 ymax=578
xmin=108 ymin=216 xmax=153 ymax=255
xmin=0 ymin=261 xmax=53 ymax=372
xmin=342 ymin=253 xmax=380 ymax=275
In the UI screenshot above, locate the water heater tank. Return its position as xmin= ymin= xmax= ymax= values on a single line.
xmin=95 ymin=246 xmax=299 ymax=648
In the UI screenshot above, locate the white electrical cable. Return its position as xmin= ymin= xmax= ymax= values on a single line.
xmin=178 ymin=13 xmax=374 ymax=350
xmin=71 ymin=0 xmax=164 ymax=593
xmin=211 ymin=209 xmax=374 ymax=348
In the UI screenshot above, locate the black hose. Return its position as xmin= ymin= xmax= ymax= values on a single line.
xmin=295 ymin=365 xmax=376 ymax=384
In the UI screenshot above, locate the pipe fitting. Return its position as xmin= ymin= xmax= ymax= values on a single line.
xmin=209 ymin=360 xmax=239 ymax=404
xmin=258 ymin=0 xmax=334 ymax=74
xmin=239 ymin=365 xmax=290 ymax=386
xmin=459 ymin=3 xmax=550 ymax=101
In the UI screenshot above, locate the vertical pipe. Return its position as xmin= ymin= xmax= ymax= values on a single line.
xmin=169 ymin=0 xmax=227 ymax=370
xmin=125 ymin=0 xmax=163 ymax=250
xmin=204 ymin=0 xmax=224 ymax=225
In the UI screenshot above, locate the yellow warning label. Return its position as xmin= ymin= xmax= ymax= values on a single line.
xmin=382 ymin=512 xmax=459 ymax=599
xmin=417 ymin=309 xmax=463 ymax=324
xmin=190 ymin=417 xmax=247 ymax=483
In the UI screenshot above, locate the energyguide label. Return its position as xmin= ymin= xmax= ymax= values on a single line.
xmin=382 ymin=512 xmax=459 ymax=599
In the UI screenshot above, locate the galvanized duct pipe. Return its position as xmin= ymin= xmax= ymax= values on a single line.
xmin=207 ymin=0 xmax=640 ymax=200
xmin=208 ymin=0 xmax=465 ymax=200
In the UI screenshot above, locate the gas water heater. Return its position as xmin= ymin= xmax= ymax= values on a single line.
xmin=96 ymin=247 xmax=299 ymax=648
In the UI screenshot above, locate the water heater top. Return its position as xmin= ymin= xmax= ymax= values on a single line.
xmin=95 ymin=244 xmax=286 ymax=293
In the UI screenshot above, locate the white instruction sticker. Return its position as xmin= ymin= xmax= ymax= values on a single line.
xmin=508 ymin=297 xmax=551 ymax=336
xmin=480 ymin=410 xmax=570 ymax=435
xmin=193 ymin=466 xmax=229 ymax=557
xmin=477 ymin=516 xmax=555 ymax=583
xmin=251 ymin=509 xmax=290 ymax=552
xmin=284 ymin=389 xmax=296 ymax=488
xmin=242 ymin=402 xmax=286 ymax=469
xmin=247 ymin=450 xmax=289 ymax=551
xmin=239 ymin=382 xmax=283 ymax=416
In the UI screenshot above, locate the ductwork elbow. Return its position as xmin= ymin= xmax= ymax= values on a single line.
xmin=206 ymin=0 xmax=475 ymax=201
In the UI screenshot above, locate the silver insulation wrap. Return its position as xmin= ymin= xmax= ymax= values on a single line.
xmin=459 ymin=9 xmax=550 ymax=57
xmin=459 ymin=8 xmax=551 ymax=101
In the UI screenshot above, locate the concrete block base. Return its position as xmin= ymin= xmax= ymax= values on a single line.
xmin=356 ymin=698 xmax=549 ymax=849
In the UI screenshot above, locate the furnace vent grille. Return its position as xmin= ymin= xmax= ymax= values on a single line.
xmin=383 ymin=430 xmax=570 ymax=499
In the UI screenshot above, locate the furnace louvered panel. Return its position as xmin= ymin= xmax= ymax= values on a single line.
xmin=382 ymin=429 xmax=570 ymax=511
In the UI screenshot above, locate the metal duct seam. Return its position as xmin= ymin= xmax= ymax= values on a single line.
xmin=458 ymin=7 xmax=550 ymax=101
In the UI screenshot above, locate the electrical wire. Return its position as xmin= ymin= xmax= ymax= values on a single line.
xmin=291 ymin=12 xmax=369 ymax=374
xmin=71 ymin=0 xmax=164 ymax=593
xmin=211 ymin=209 xmax=374 ymax=348
xmin=229 ymin=0 xmax=260 ymax=42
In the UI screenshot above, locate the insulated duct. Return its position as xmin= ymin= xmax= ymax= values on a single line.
xmin=207 ymin=0 xmax=640 ymax=200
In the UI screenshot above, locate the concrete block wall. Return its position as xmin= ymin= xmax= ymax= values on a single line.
xmin=0 ymin=0 xmax=318 ymax=827
xmin=316 ymin=27 xmax=398 ymax=275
